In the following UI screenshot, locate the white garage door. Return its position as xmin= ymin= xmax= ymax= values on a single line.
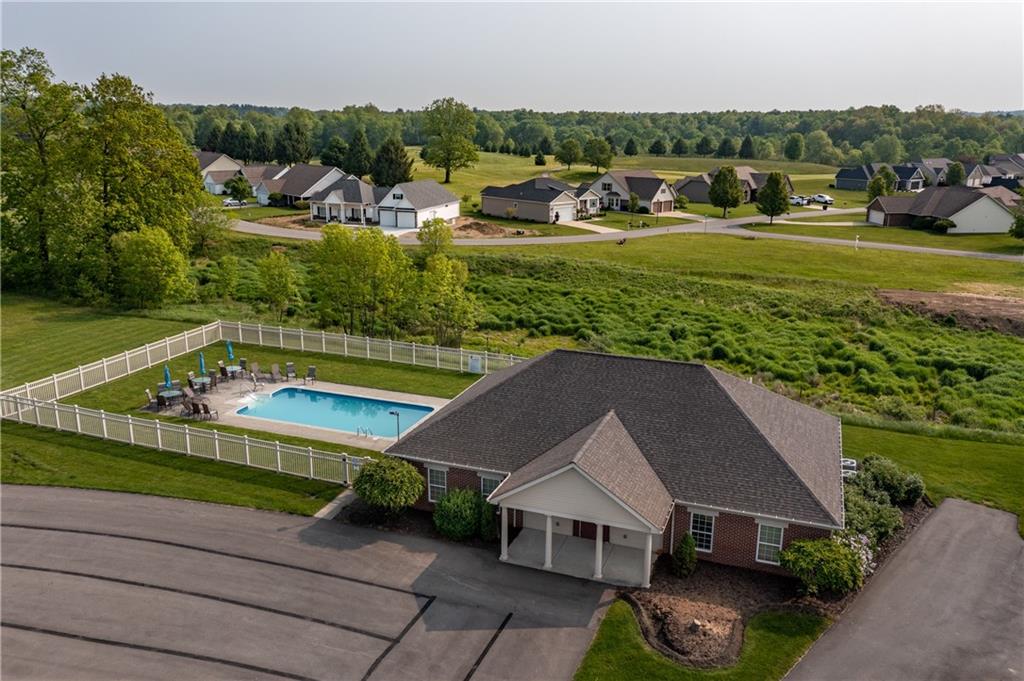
xmin=397 ymin=211 xmax=416 ymax=229
xmin=552 ymin=203 xmax=576 ymax=222
xmin=867 ymin=210 xmax=885 ymax=225
xmin=379 ymin=209 xmax=396 ymax=228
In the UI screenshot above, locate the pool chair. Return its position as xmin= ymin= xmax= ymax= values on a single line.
xmin=191 ymin=401 xmax=204 ymax=418
xmin=285 ymin=362 xmax=297 ymax=382
xmin=201 ymin=403 xmax=219 ymax=420
xmin=144 ymin=388 xmax=157 ymax=410
xmin=250 ymin=362 xmax=271 ymax=382
xmin=304 ymin=365 xmax=317 ymax=385
xmin=179 ymin=398 xmax=193 ymax=418
xmin=270 ymin=363 xmax=282 ymax=383
xmin=249 ymin=372 xmax=265 ymax=392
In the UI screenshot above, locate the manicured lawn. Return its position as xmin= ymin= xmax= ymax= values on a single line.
xmin=750 ymin=223 xmax=1024 ymax=255
xmin=575 ymin=601 xmax=828 ymax=681
xmin=589 ymin=211 xmax=695 ymax=230
xmin=409 ymin=148 xmax=564 ymax=204
xmin=479 ymin=234 xmax=1024 ymax=293
xmin=682 ymin=202 xmax=815 ymax=220
xmin=0 ymin=422 xmax=342 ymax=515
xmin=1 ymin=295 xmax=194 ymax=388
xmin=459 ymin=210 xmax=593 ymax=237
xmin=229 ymin=206 xmax=306 ymax=221
xmin=843 ymin=424 xmax=1024 ymax=534
xmin=775 ymin=213 xmax=870 ymax=224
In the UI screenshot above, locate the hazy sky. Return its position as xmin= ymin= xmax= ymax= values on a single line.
xmin=3 ymin=2 xmax=1022 ymax=112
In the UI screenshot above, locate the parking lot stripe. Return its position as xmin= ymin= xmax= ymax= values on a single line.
xmin=360 ymin=596 xmax=436 ymax=681
xmin=2 ymin=523 xmax=431 ymax=598
xmin=2 ymin=563 xmax=395 ymax=642
xmin=462 ymin=612 xmax=514 ymax=681
xmin=1 ymin=622 xmax=322 ymax=681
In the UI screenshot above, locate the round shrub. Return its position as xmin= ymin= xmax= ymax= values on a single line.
xmin=434 ymin=488 xmax=481 ymax=541
xmin=353 ymin=456 xmax=424 ymax=516
xmin=780 ymin=538 xmax=863 ymax=596
xmin=293 ymin=200 xmax=310 ymax=211
xmin=671 ymin=533 xmax=698 ymax=578
xmin=844 ymin=485 xmax=903 ymax=545
xmin=859 ymin=455 xmax=925 ymax=506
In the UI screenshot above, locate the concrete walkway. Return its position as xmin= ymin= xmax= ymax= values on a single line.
xmin=231 ymin=212 xmax=1024 ymax=262
xmin=557 ymin=219 xmax=620 ymax=234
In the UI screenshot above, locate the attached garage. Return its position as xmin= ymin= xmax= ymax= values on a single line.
xmin=375 ymin=180 xmax=460 ymax=231
xmin=867 ymin=209 xmax=885 ymax=225
xmin=552 ymin=202 xmax=576 ymax=222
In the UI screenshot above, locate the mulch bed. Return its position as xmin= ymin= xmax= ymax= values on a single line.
xmin=334 ymin=496 xmax=500 ymax=551
xmin=625 ymin=499 xmax=934 ymax=668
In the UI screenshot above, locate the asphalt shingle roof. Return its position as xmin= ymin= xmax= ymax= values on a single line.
xmin=194 ymin=150 xmax=237 ymax=172
xmin=274 ymin=164 xmax=342 ymax=198
xmin=389 ymin=180 xmax=458 ymax=209
xmin=309 ymin=177 xmax=379 ymax=204
xmin=388 ymin=350 xmax=843 ymax=528
xmin=481 ymin=178 xmax=577 ymax=204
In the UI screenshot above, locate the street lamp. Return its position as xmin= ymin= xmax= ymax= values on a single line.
xmin=388 ymin=409 xmax=401 ymax=440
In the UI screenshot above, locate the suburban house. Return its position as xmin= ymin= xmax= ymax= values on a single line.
xmin=308 ymin=177 xmax=390 ymax=224
xmin=989 ymin=153 xmax=1024 ymax=177
xmin=241 ymin=164 xmax=288 ymax=194
xmin=588 ymin=170 xmax=675 ymax=214
xmin=673 ymin=166 xmax=794 ymax=204
xmin=865 ymin=185 xmax=1015 ymax=233
xmin=386 ymin=350 xmax=843 ymax=588
xmin=978 ymin=185 xmax=1023 ymax=209
xmin=376 ymin=180 xmax=460 ymax=229
xmin=835 ymin=163 xmax=926 ymax=192
xmin=254 ymin=164 xmax=348 ymax=206
xmin=911 ymin=157 xmax=952 ymax=186
xmin=195 ymin=151 xmax=243 ymax=194
xmin=480 ymin=177 xmax=600 ymax=223
xmin=965 ymin=163 xmax=1008 ymax=187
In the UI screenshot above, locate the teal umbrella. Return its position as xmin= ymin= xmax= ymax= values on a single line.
xmin=163 ymin=365 xmax=172 ymax=389
xmin=199 ymin=352 xmax=206 ymax=376
xmin=226 ymin=340 xmax=234 ymax=361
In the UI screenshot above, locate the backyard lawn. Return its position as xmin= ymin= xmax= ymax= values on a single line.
xmin=575 ymin=601 xmax=828 ymax=681
xmin=228 ymin=205 xmax=307 ymax=221
xmin=750 ymin=223 xmax=1024 ymax=255
xmin=589 ymin=211 xmax=696 ymax=230
xmin=1 ymin=422 xmax=342 ymax=515
xmin=681 ymin=201 xmax=816 ymax=219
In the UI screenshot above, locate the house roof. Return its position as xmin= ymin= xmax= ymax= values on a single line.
xmin=481 ymin=178 xmax=577 ymax=204
xmin=868 ymin=195 xmax=915 ymax=213
xmin=906 ymin=185 xmax=990 ymax=218
xmin=274 ymin=164 xmax=343 ymax=197
xmin=836 ymin=166 xmax=872 ymax=181
xmin=836 ymin=164 xmax=921 ymax=182
xmin=309 ymin=177 xmax=379 ymax=204
xmin=978 ymin=185 xmax=1023 ymax=208
xmin=242 ymin=165 xmax=286 ymax=184
xmin=205 ymin=170 xmax=240 ymax=184
xmin=990 ymin=153 xmax=1024 ymax=171
xmin=601 ymin=170 xmax=669 ymax=201
xmin=490 ymin=410 xmax=674 ymax=530
xmin=919 ymin=157 xmax=952 ymax=169
xmin=389 ymin=180 xmax=458 ymax=209
xmin=387 ymin=350 xmax=844 ymax=528
xmin=194 ymin=150 xmax=238 ymax=172
xmin=673 ymin=174 xmax=710 ymax=192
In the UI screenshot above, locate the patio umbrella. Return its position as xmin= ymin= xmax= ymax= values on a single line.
xmin=226 ymin=340 xmax=234 ymax=361
xmin=163 ymin=365 xmax=172 ymax=389
xmin=199 ymin=352 xmax=206 ymax=376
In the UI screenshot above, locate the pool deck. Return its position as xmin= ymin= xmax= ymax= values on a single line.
xmin=181 ymin=379 xmax=449 ymax=451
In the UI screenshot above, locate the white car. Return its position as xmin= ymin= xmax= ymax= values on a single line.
xmin=811 ymin=193 xmax=834 ymax=205
xmin=789 ymin=194 xmax=809 ymax=206
xmin=222 ymin=198 xmax=241 ymax=208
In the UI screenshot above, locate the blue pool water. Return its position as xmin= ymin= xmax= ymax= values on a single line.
xmin=236 ymin=387 xmax=433 ymax=437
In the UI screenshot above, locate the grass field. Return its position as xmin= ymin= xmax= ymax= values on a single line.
xmin=590 ymin=211 xmax=674 ymax=229
xmin=478 ymin=233 xmax=1024 ymax=293
xmin=460 ymin=209 xmax=593 ymax=236
xmin=575 ymin=602 xmax=828 ymax=681
xmin=1 ymin=422 xmax=342 ymax=515
xmin=843 ymin=425 xmax=1024 ymax=534
xmin=1 ymin=295 xmax=193 ymax=388
xmin=750 ymin=223 xmax=1024 ymax=255
xmin=229 ymin=205 xmax=306 ymax=221
xmin=776 ymin=213 xmax=869 ymax=224
xmin=683 ymin=201 xmax=817 ymax=219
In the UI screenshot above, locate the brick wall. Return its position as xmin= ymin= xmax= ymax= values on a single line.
xmin=405 ymin=459 xmax=484 ymax=511
xmin=662 ymin=504 xmax=831 ymax=575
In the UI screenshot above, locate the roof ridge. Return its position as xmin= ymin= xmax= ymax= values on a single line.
xmin=571 ymin=410 xmax=618 ymax=464
xmin=705 ymin=366 xmax=840 ymax=526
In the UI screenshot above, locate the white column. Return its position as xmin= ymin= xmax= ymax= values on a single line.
xmin=593 ymin=523 xmax=604 ymax=580
xmin=543 ymin=514 xmax=553 ymax=569
xmin=500 ymin=506 xmax=509 ymax=561
xmin=642 ymin=532 xmax=653 ymax=588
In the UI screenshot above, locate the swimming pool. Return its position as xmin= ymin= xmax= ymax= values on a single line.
xmin=236 ymin=387 xmax=434 ymax=437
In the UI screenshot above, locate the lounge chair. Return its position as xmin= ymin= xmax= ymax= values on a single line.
xmin=183 ymin=386 xmax=196 ymax=400
xmin=145 ymin=388 xmax=157 ymax=410
xmin=191 ymin=401 xmax=203 ymax=418
xmin=251 ymin=362 xmax=271 ymax=381
xmin=285 ymin=362 xmax=297 ymax=382
xmin=179 ymin=398 xmax=193 ymax=417
xmin=201 ymin=403 xmax=219 ymax=420
xmin=270 ymin=363 xmax=282 ymax=383
xmin=304 ymin=365 xmax=317 ymax=385
xmin=249 ymin=372 xmax=265 ymax=392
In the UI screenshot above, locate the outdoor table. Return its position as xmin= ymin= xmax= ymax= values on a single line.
xmin=225 ymin=365 xmax=242 ymax=378
xmin=158 ymin=389 xmax=183 ymax=403
xmin=193 ymin=376 xmax=212 ymax=391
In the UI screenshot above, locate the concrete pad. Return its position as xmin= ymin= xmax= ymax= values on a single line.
xmin=506 ymin=529 xmax=645 ymax=586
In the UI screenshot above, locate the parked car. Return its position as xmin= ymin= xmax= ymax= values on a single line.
xmin=222 ymin=198 xmax=241 ymax=207
xmin=789 ymin=194 xmax=810 ymax=205
xmin=811 ymin=193 xmax=834 ymax=205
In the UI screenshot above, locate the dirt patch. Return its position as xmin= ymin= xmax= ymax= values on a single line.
xmin=452 ymin=217 xmax=538 ymax=239
xmin=627 ymin=500 xmax=933 ymax=668
xmin=879 ymin=289 xmax=1024 ymax=336
xmin=256 ymin=215 xmax=321 ymax=230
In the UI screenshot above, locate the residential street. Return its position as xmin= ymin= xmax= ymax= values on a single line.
xmin=1 ymin=486 xmax=608 ymax=681
xmin=786 ymin=499 xmax=1024 ymax=681
xmin=231 ymin=212 xmax=1024 ymax=262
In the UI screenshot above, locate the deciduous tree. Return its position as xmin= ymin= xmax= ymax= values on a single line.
xmin=784 ymin=133 xmax=805 ymax=161
xmin=416 ymin=217 xmax=452 ymax=257
xmin=756 ymin=171 xmax=789 ymax=224
xmin=420 ymin=254 xmax=477 ymax=346
xmin=709 ymin=166 xmax=744 ymax=217
xmin=319 ymin=134 xmax=348 ymax=168
xmin=257 ymin=250 xmax=297 ymax=321
xmin=422 ymin=97 xmax=478 ymax=184
xmin=555 ymin=139 xmax=582 ymax=169
xmin=583 ymin=137 xmax=613 ymax=172
xmin=111 ymin=226 xmax=192 ymax=308
xmin=224 ymin=175 xmax=250 ymax=203
xmin=945 ymin=161 xmax=965 ymax=186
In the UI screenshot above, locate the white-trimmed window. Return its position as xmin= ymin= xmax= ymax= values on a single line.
xmin=479 ymin=475 xmax=501 ymax=498
xmin=689 ymin=512 xmax=715 ymax=552
xmin=427 ymin=468 xmax=447 ymax=502
xmin=756 ymin=523 xmax=784 ymax=564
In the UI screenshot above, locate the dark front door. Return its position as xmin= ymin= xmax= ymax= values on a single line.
xmin=576 ymin=521 xmax=611 ymax=541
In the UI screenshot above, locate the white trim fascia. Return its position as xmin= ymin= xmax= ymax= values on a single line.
xmin=685 ymin=505 xmax=719 ymax=517
xmin=672 ymin=498 xmax=840 ymax=531
xmin=391 ymin=451 xmax=509 ymax=477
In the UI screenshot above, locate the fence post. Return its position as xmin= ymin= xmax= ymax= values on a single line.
xmin=155 ymin=420 xmax=162 ymax=449
xmin=238 ymin=321 xmax=242 ymax=341
xmin=300 ymin=328 xmax=305 ymax=352
xmin=201 ymin=325 xmax=207 ymax=347
xmin=74 ymin=404 xmax=82 ymax=432
xmin=52 ymin=374 xmax=59 ymax=399
xmin=100 ymin=410 xmax=108 ymax=439
xmin=258 ymin=323 xmax=263 ymax=346
xmin=389 ymin=339 xmax=393 ymax=362
xmin=279 ymin=325 xmax=284 ymax=349
xmin=343 ymin=332 xmax=348 ymax=356
xmin=33 ymin=399 xmax=41 ymax=426
xmin=102 ymin=357 xmax=109 ymax=383
xmin=144 ymin=345 xmax=151 ymax=368
xmin=213 ymin=430 xmax=220 ymax=460
xmin=244 ymin=434 xmax=251 ymax=465
xmin=184 ymin=424 xmax=191 ymax=455
xmin=165 ymin=336 xmax=172 ymax=360
xmin=79 ymin=365 xmax=86 ymax=392
xmin=344 ymin=456 xmax=352 ymax=485
xmin=366 ymin=336 xmax=371 ymax=359
xmin=460 ymin=347 xmax=464 ymax=372
xmin=321 ymin=330 xmax=326 ymax=353
xmin=23 ymin=382 xmax=31 ymax=400
xmin=412 ymin=342 xmax=416 ymax=366
xmin=275 ymin=442 xmax=282 ymax=472
xmin=127 ymin=415 xmax=135 ymax=445
xmin=484 ymin=352 xmax=489 ymax=374
xmin=436 ymin=345 xmax=440 ymax=369
xmin=183 ymin=330 xmax=190 ymax=352
xmin=308 ymin=447 xmax=314 ymax=479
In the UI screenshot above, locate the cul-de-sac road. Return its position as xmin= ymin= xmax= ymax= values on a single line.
xmin=1 ymin=486 xmax=610 ymax=681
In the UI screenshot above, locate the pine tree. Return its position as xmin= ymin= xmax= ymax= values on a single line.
xmin=739 ymin=135 xmax=755 ymax=159
xmin=344 ymin=128 xmax=373 ymax=178
xmin=671 ymin=138 xmax=688 ymax=156
xmin=648 ymin=138 xmax=667 ymax=156
xmin=539 ymin=136 xmax=554 ymax=155
xmin=716 ymin=137 xmax=738 ymax=157
xmin=319 ymin=135 xmax=348 ymax=168
xmin=784 ymin=133 xmax=805 ymax=161
xmin=755 ymin=171 xmax=789 ymax=224
xmin=695 ymin=135 xmax=714 ymax=156
xmin=274 ymin=120 xmax=312 ymax=164
xmin=709 ymin=166 xmax=744 ymax=217
xmin=371 ymin=136 xmax=414 ymax=187
xmin=253 ymin=129 xmax=274 ymax=162
xmin=204 ymin=123 xmax=223 ymax=153
xmin=534 ymin=151 xmax=546 ymax=166
xmin=624 ymin=138 xmax=638 ymax=156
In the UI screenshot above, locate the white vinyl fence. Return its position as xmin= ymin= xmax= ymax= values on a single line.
xmin=1 ymin=395 xmax=365 ymax=485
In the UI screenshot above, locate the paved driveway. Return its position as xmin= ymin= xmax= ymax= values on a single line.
xmin=787 ymin=499 xmax=1024 ymax=681
xmin=1 ymin=486 xmax=608 ymax=681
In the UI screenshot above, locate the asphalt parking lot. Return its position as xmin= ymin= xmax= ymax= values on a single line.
xmin=1 ymin=486 xmax=609 ymax=681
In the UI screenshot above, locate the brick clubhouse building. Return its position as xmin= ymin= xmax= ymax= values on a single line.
xmin=387 ymin=350 xmax=844 ymax=587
